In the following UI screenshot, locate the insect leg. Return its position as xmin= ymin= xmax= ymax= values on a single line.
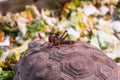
xmin=60 ymin=31 xmax=72 ymax=46
xmin=59 ymin=30 xmax=67 ymax=39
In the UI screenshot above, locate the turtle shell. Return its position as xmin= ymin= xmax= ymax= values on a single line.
xmin=13 ymin=39 xmax=120 ymax=80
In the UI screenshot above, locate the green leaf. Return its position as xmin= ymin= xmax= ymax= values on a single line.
xmin=0 ymin=69 xmax=14 ymax=80
xmin=0 ymin=47 xmax=3 ymax=57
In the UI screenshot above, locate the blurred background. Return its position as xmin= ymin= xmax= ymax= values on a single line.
xmin=0 ymin=0 xmax=120 ymax=79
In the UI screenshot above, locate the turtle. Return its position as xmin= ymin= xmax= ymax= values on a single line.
xmin=13 ymin=39 xmax=120 ymax=80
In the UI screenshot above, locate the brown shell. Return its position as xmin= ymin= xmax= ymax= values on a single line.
xmin=13 ymin=39 xmax=119 ymax=80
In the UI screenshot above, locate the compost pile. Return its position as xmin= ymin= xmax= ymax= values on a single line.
xmin=0 ymin=0 xmax=120 ymax=79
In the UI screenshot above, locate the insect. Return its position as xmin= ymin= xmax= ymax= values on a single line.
xmin=48 ymin=30 xmax=75 ymax=47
